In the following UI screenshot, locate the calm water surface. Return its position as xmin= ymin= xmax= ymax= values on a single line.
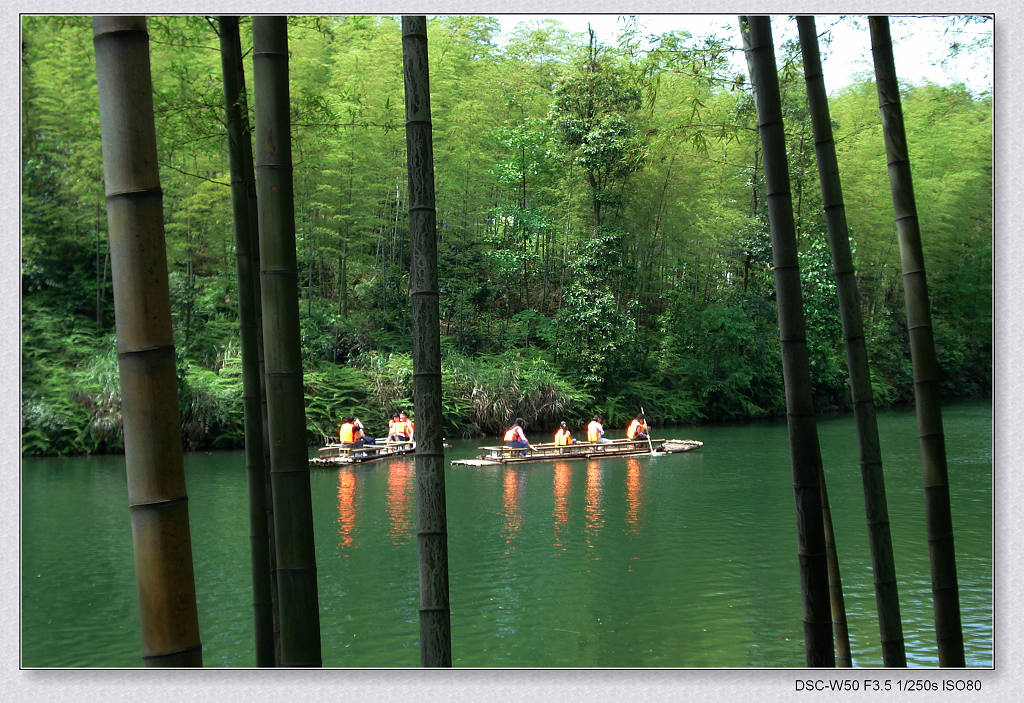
xmin=21 ymin=401 xmax=992 ymax=667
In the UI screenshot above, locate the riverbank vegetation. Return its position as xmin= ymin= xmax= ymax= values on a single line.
xmin=21 ymin=16 xmax=991 ymax=456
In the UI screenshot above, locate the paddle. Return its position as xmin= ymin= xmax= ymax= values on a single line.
xmin=641 ymin=406 xmax=657 ymax=456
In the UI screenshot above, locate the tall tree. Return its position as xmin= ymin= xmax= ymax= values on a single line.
xmin=797 ymin=15 xmax=907 ymax=667
xmin=252 ymin=15 xmax=322 ymax=667
xmin=216 ymin=15 xmax=277 ymax=667
xmin=92 ymin=15 xmax=202 ymax=667
xmin=739 ymin=15 xmax=834 ymax=667
xmin=401 ymin=15 xmax=453 ymax=667
xmin=549 ymin=26 xmax=645 ymax=230
xmin=869 ymin=15 xmax=965 ymax=667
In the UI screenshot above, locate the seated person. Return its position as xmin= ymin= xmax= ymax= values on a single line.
xmin=503 ymin=417 xmax=533 ymax=456
xmin=554 ymin=421 xmax=576 ymax=446
xmin=339 ymin=415 xmax=375 ymax=447
xmin=587 ymin=415 xmax=613 ymax=443
xmin=387 ymin=412 xmax=404 ymax=442
xmin=397 ymin=410 xmax=415 ymax=441
xmin=353 ymin=417 xmax=375 ymax=446
xmin=626 ymin=413 xmax=650 ymax=441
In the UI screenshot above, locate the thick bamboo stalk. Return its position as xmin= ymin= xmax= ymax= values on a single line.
xmin=797 ymin=15 xmax=907 ymax=667
xmin=252 ymin=15 xmax=322 ymax=667
xmin=401 ymin=15 xmax=453 ymax=668
xmin=869 ymin=15 xmax=965 ymax=667
xmin=92 ymin=15 xmax=202 ymax=667
xmin=217 ymin=15 xmax=275 ymax=667
xmin=739 ymin=15 xmax=834 ymax=667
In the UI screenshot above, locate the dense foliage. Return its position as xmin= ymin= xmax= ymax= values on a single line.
xmin=21 ymin=16 xmax=992 ymax=455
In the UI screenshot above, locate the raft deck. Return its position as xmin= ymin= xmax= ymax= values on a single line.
xmin=310 ymin=440 xmax=415 ymax=467
xmin=451 ymin=437 xmax=702 ymax=466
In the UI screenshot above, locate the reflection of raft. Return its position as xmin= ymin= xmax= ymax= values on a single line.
xmin=310 ymin=440 xmax=415 ymax=467
xmin=451 ymin=437 xmax=703 ymax=467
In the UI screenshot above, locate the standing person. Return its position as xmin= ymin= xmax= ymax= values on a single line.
xmin=587 ymin=415 xmax=613 ymax=444
xmin=626 ymin=413 xmax=650 ymax=441
xmin=503 ymin=417 xmax=533 ymax=456
xmin=554 ymin=421 xmax=576 ymax=446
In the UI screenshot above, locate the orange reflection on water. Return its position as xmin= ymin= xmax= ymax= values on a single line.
xmin=625 ymin=457 xmax=644 ymax=533
xmin=336 ymin=469 xmax=357 ymax=555
xmin=502 ymin=467 xmax=525 ymax=551
xmin=584 ymin=460 xmax=603 ymax=548
xmin=386 ymin=459 xmax=414 ymax=544
xmin=552 ymin=461 xmax=572 ymax=549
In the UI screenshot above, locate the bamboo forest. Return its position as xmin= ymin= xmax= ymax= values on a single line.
xmin=20 ymin=14 xmax=992 ymax=676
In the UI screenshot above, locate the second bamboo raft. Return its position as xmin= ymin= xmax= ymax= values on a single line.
xmin=451 ymin=437 xmax=703 ymax=466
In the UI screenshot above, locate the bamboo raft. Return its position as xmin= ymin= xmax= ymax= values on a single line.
xmin=451 ymin=437 xmax=703 ymax=467
xmin=310 ymin=440 xmax=416 ymax=467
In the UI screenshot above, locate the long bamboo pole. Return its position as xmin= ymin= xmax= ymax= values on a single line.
xmin=401 ymin=15 xmax=453 ymax=668
xmin=797 ymin=15 xmax=907 ymax=667
xmin=252 ymin=15 xmax=322 ymax=667
xmin=818 ymin=473 xmax=852 ymax=667
xmin=869 ymin=15 xmax=965 ymax=667
xmin=739 ymin=15 xmax=835 ymax=667
xmin=217 ymin=15 xmax=275 ymax=667
xmin=92 ymin=15 xmax=202 ymax=667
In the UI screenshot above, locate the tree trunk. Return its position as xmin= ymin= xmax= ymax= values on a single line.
xmin=401 ymin=15 xmax=453 ymax=668
xmin=869 ymin=15 xmax=965 ymax=667
xmin=740 ymin=15 xmax=834 ymax=667
xmin=252 ymin=15 xmax=322 ymax=668
xmin=342 ymin=238 xmax=349 ymax=319
xmin=217 ymin=14 xmax=276 ymax=667
xmin=797 ymin=15 xmax=906 ymax=667
xmin=92 ymin=15 xmax=202 ymax=667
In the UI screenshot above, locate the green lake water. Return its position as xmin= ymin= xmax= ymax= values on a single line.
xmin=21 ymin=400 xmax=992 ymax=668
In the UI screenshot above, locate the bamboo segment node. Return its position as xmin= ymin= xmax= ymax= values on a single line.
xmin=105 ymin=187 xmax=163 ymax=200
xmin=127 ymin=495 xmax=189 ymax=511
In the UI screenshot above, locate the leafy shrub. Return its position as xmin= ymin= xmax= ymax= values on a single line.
xmin=178 ymin=361 xmax=243 ymax=450
xmin=304 ymin=361 xmax=376 ymax=443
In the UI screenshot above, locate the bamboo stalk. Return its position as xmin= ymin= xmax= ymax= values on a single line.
xmin=92 ymin=15 xmax=202 ymax=667
xmin=869 ymin=15 xmax=965 ymax=667
xmin=217 ymin=15 xmax=276 ymax=667
xmin=797 ymin=15 xmax=906 ymax=667
xmin=252 ymin=15 xmax=322 ymax=667
xmin=818 ymin=467 xmax=852 ymax=667
xmin=402 ymin=15 xmax=453 ymax=668
xmin=739 ymin=15 xmax=835 ymax=667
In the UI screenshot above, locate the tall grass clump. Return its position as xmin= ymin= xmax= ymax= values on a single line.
xmin=177 ymin=344 xmax=244 ymax=449
xmin=442 ymin=350 xmax=592 ymax=437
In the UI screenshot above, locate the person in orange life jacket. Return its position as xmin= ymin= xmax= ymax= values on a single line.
xmin=503 ymin=417 xmax=533 ymax=456
xmin=587 ymin=415 xmax=612 ymax=443
xmin=339 ymin=415 xmax=375 ymax=447
xmin=398 ymin=410 xmax=415 ymax=441
xmin=387 ymin=409 xmax=411 ymax=442
xmin=554 ymin=421 xmax=576 ymax=446
xmin=626 ymin=413 xmax=649 ymax=440
xmin=385 ymin=413 xmax=401 ymax=440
